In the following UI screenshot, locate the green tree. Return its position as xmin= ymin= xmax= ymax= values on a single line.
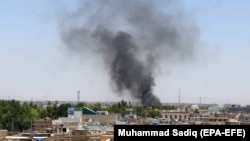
xmin=194 ymin=109 xmax=200 ymax=113
xmin=214 ymin=112 xmax=219 ymax=117
xmin=146 ymin=109 xmax=161 ymax=118
xmin=56 ymin=103 xmax=72 ymax=118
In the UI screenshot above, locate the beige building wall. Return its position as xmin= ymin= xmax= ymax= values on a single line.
xmin=82 ymin=115 xmax=117 ymax=125
xmin=160 ymin=111 xmax=190 ymax=121
xmin=33 ymin=118 xmax=52 ymax=132
xmin=0 ymin=130 xmax=7 ymax=140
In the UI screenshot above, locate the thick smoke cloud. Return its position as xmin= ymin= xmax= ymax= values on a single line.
xmin=60 ymin=0 xmax=200 ymax=106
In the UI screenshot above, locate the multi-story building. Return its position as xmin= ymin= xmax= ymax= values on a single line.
xmin=32 ymin=118 xmax=52 ymax=133
xmin=160 ymin=110 xmax=190 ymax=122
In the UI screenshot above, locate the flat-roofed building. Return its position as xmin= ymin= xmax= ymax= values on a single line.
xmin=32 ymin=118 xmax=52 ymax=133
xmin=160 ymin=110 xmax=190 ymax=122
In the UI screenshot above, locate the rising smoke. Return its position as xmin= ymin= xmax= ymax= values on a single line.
xmin=59 ymin=0 xmax=200 ymax=106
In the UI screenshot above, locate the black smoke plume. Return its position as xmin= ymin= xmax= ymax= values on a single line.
xmin=59 ymin=0 xmax=200 ymax=106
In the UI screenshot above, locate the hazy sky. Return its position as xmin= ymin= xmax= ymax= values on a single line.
xmin=0 ymin=0 xmax=249 ymax=105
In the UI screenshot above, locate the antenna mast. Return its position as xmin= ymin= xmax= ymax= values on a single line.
xmin=77 ymin=90 xmax=80 ymax=104
xmin=178 ymin=88 xmax=181 ymax=106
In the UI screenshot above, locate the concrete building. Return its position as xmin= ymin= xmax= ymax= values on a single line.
xmin=55 ymin=117 xmax=82 ymax=134
xmin=67 ymin=107 xmax=82 ymax=121
xmin=82 ymin=107 xmax=118 ymax=125
xmin=51 ymin=107 xmax=86 ymax=134
xmin=32 ymin=118 xmax=52 ymax=133
xmin=224 ymin=104 xmax=241 ymax=108
xmin=82 ymin=114 xmax=117 ymax=125
xmin=0 ymin=130 xmax=7 ymax=140
xmin=160 ymin=110 xmax=190 ymax=122
xmin=96 ymin=111 xmax=108 ymax=115
xmin=208 ymin=105 xmax=220 ymax=113
xmin=52 ymin=120 xmax=64 ymax=134
xmin=228 ymin=107 xmax=250 ymax=113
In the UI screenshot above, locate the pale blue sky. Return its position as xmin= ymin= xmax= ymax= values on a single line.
xmin=0 ymin=0 xmax=249 ymax=105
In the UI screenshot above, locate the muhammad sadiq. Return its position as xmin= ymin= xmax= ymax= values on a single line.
xmin=118 ymin=129 xmax=170 ymax=136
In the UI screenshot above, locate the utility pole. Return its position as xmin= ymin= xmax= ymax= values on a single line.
xmin=77 ymin=90 xmax=80 ymax=104
xmin=178 ymin=88 xmax=181 ymax=106
xmin=199 ymin=97 xmax=201 ymax=106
